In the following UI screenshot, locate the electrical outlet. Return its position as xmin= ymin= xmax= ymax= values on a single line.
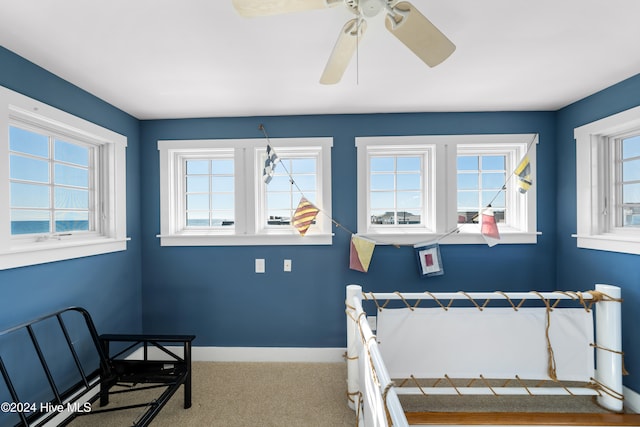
xmin=284 ymin=259 xmax=292 ymax=272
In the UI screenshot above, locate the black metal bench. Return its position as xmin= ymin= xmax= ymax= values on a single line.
xmin=0 ymin=307 xmax=194 ymax=427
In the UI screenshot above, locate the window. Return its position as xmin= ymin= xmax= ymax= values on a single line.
xmin=574 ymin=105 xmax=640 ymax=254
xmin=0 ymin=86 xmax=128 ymax=270
xmin=356 ymin=134 xmax=537 ymax=245
xmin=158 ymin=137 xmax=333 ymax=246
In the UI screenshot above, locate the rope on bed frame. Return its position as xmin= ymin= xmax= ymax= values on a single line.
xmin=357 ymin=289 xmax=627 ymax=403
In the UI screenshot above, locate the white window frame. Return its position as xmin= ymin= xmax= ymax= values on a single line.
xmin=574 ymin=105 xmax=640 ymax=255
xmin=356 ymin=134 xmax=538 ymax=245
xmin=158 ymin=137 xmax=333 ymax=246
xmin=0 ymin=86 xmax=128 ymax=270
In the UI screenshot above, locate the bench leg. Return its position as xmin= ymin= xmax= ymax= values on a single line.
xmin=184 ymin=340 xmax=192 ymax=409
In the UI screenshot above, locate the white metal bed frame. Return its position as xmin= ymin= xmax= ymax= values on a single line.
xmin=346 ymin=284 xmax=623 ymax=427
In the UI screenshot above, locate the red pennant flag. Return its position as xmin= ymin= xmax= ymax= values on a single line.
xmin=292 ymin=197 xmax=319 ymax=236
xmin=481 ymin=207 xmax=500 ymax=247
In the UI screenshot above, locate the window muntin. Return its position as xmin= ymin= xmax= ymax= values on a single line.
xmin=158 ymin=138 xmax=332 ymax=246
xmin=10 ymin=125 xmax=95 ymax=236
xmin=574 ymin=105 xmax=640 ymax=255
xmin=457 ymin=155 xmax=507 ymax=225
xmin=618 ymin=134 xmax=640 ymax=228
xmin=356 ymin=134 xmax=537 ymax=245
xmin=265 ymin=156 xmax=317 ymax=227
xmin=369 ymin=155 xmax=423 ymax=227
xmin=0 ymin=85 xmax=128 ymax=270
xmin=185 ymin=158 xmax=235 ymax=228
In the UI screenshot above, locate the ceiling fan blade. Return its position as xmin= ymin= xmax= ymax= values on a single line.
xmin=320 ymin=19 xmax=367 ymax=85
xmin=232 ymin=0 xmax=339 ymax=17
xmin=385 ymin=1 xmax=455 ymax=67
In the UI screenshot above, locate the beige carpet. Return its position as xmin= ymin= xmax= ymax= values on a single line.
xmin=70 ymin=362 xmax=355 ymax=427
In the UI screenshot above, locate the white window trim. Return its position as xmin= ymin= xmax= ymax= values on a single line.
xmin=0 ymin=86 xmax=128 ymax=270
xmin=356 ymin=134 xmax=538 ymax=246
xmin=157 ymin=137 xmax=333 ymax=246
xmin=574 ymin=105 xmax=640 ymax=255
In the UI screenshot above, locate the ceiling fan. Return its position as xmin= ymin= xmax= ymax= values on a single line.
xmin=232 ymin=0 xmax=456 ymax=84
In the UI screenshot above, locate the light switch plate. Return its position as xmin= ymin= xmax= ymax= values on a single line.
xmin=255 ymin=258 xmax=265 ymax=273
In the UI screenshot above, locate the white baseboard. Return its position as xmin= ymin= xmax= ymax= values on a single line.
xmin=128 ymin=346 xmax=346 ymax=363
xmin=624 ymin=385 xmax=640 ymax=413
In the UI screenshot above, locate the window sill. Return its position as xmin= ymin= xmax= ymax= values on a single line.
xmin=0 ymin=237 xmax=129 ymax=270
xmin=360 ymin=231 xmax=540 ymax=246
xmin=157 ymin=233 xmax=333 ymax=247
xmin=573 ymin=233 xmax=640 ymax=255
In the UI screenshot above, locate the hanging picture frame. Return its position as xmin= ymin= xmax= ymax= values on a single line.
xmin=414 ymin=243 xmax=444 ymax=277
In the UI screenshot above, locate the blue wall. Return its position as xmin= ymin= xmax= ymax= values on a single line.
xmin=140 ymin=112 xmax=558 ymax=347
xmin=0 ymin=47 xmax=143 ymax=336
xmin=2 ymin=43 xmax=639 ymax=394
xmin=556 ymin=73 xmax=640 ymax=392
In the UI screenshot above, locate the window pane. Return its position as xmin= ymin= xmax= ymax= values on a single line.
xmin=482 ymin=173 xmax=506 ymax=189
xmin=457 ymin=156 xmax=477 ymax=170
xmin=397 ymin=157 xmax=420 ymax=172
xmin=54 ymin=188 xmax=88 ymax=209
xmin=397 ymin=192 xmax=421 ymax=209
xmin=370 ymin=192 xmax=394 ymax=210
xmin=186 ymin=211 xmax=209 ymax=227
xmin=211 ymin=212 xmax=234 ymax=226
xmin=397 ymin=210 xmax=420 ymax=224
xmin=623 ymin=183 xmax=640 ymax=204
xmin=371 ymin=157 xmax=394 ymax=172
xmin=186 ymin=160 xmax=209 ymax=174
xmin=55 ymin=211 xmax=89 ymax=232
xmin=11 ymin=183 xmax=50 ymax=208
xmin=267 ymin=192 xmax=291 ymax=210
xmin=10 ymin=155 xmax=49 ymax=183
xmin=457 ymin=173 xmax=478 ymax=190
xmin=371 ymin=210 xmax=395 ymax=225
xmin=211 ymin=176 xmax=234 ymax=192
xmin=268 ymin=211 xmax=291 ymax=225
xmin=483 ymin=191 xmax=505 ymax=208
xmin=186 ymin=194 xmax=209 ymax=210
xmin=482 ymin=156 xmax=505 ymax=170
xmin=622 ymin=135 xmax=640 ymax=159
xmin=457 ymin=191 xmax=478 ymax=209
xmin=371 ymin=174 xmax=394 ymax=191
xmin=211 ymin=193 xmax=234 ymax=210
xmin=54 ymin=139 xmax=89 ymax=166
xmin=622 ymin=158 xmax=640 ymax=182
xmin=623 ymin=207 xmax=640 ymax=227
xmin=293 ymin=175 xmax=315 ymax=191
xmin=291 ymin=158 xmax=315 ymax=173
xmin=267 ymin=175 xmax=290 ymax=191
xmin=211 ymin=159 xmax=233 ymax=174
xmin=397 ymin=173 xmax=420 ymax=190
xmin=11 ymin=210 xmax=50 ymax=235
xmin=186 ymin=175 xmax=209 ymax=192
xmin=55 ymin=164 xmax=88 ymax=188
xmin=9 ymin=126 xmax=49 ymax=158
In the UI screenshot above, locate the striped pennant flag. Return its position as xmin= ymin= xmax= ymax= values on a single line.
xmin=262 ymin=144 xmax=279 ymax=184
xmin=292 ymin=197 xmax=319 ymax=236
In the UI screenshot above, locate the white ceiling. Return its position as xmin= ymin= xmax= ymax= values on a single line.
xmin=1 ymin=0 xmax=640 ymax=120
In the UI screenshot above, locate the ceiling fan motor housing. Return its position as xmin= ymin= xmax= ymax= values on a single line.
xmin=357 ymin=0 xmax=387 ymax=17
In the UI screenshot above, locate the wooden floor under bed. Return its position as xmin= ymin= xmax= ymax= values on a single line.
xmin=405 ymin=411 xmax=640 ymax=425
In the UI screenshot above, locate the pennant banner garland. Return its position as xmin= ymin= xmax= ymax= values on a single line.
xmin=349 ymin=235 xmax=376 ymax=273
xmin=292 ymin=197 xmax=320 ymax=236
xmin=257 ymin=125 xmax=532 ymax=280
